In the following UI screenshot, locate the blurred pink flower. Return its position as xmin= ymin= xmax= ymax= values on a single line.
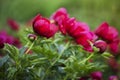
xmin=109 ymin=75 xmax=119 ymax=80
xmin=90 ymin=71 xmax=102 ymax=80
xmin=7 ymin=18 xmax=19 ymax=31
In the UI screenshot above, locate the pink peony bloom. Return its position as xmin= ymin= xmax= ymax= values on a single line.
xmin=0 ymin=31 xmax=14 ymax=48
xmin=95 ymin=22 xmax=120 ymax=54
xmin=109 ymin=75 xmax=119 ymax=80
xmin=75 ymin=31 xmax=95 ymax=52
xmin=50 ymin=8 xmax=69 ymax=25
xmin=95 ymin=22 xmax=109 ymax=40
xmin=109 ymin=39 xmax=119 ymax=55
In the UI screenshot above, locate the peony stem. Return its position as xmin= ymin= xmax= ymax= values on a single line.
xmin=25 ymin=41 xmax=35 ymax=54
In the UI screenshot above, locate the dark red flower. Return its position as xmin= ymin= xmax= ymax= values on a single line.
xmin=33 ymin=14 xmax=58 ymax=38
xmin=94 ymin=40 xmax=107 ymax=53
xmin=7 ymin=18 xmax=19 ymax=31
xmin=90 ymin=71 xmax=102 ymax=80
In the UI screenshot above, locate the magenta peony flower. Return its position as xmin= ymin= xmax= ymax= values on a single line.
xmin=0 ymin=30 xmax=21 ymax=49
xmin=33 ymin=14 xmax=58 ymax=38
xmin=109 ymin=39 xmax=119 ymax=55
xmin=7 ymin=18 xmax=19 ymax=31
xmin=95 ymin=22 xmax=109 ymax=39
xmin=50 ymin=7 xmax=69 ymax=25
xmin=109 ymin=75 xmax=118 ymax=80
xmin=75 ymin=31 xmax=95 ymax=52
xmin=0 ymin=31 xmax=14 ymax=49
xmin=95 ymin=22 xmax=120 ymax=54
xmin=94 ymin=40 xmax=107 ymax=53
xmin=90 ymin=71 xmax=102 ymax=80
xmin=68 ymin=21 xmax=90 ymax=38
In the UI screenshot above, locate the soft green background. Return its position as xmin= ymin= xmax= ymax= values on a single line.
xmin=0 ymin=0 xmax=120 ymax=31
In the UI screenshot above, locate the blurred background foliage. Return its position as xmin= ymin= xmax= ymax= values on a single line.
xmin=0 ymin=0 xmax=120 ymax=31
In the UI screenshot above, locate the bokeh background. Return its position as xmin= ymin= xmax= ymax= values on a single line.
xmin=0 ymin=0 xmax=120 ymax=31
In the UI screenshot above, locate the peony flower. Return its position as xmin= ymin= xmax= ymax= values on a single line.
xmin=33 ymin=14 xmax=58 ymax=38
xmin=7 ymin=18 xmax=19 ymax=31
xmin=75 ymin=31 xmax=95 ymax=52
xmin=109 ymin=39 xmax=119 ymax=55
xmin=50 ymin=7 xmax=69 ymax=25
xmin=95 ymin=22 xmax=119 ymax=54
xmin=94 ymin=40 xmax=107 ymax=53
xmin=67 ymin=21 xmax=90 ymax=38
xmin=90 ymin=71 xmax=102 ymax=80
xmin=0 ymin=30 xmax=21 ymax=49
xmin=95 ymin=22 xmax=109 ymax=40
xmin=109 ymin=75 xmax=118 ymax=80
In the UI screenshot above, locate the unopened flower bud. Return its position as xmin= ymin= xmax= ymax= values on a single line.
xmin=28 ymin=34 xmax=37 ymax=42
xmin=94 ymin=40 xmax=107 ymax=53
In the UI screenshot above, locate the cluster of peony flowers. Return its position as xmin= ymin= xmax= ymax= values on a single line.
xmin=0 ymin=8 xmax=120 ymax=80
xmin=32 ymin=8 xmax=120 ymax=80
xmin=32 ymin=8 xmax=120 ymax=54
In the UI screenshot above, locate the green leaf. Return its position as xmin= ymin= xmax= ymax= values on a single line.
xmin=7 ymin=67 xmax=17 ymax=79
xmin=5 ymin=44 xmax=19 ymax=61
xmin=19 ymin=46 xmax=27 ymax=56
xmin=0 ymin=55 xmax=9 ymax=67
xmin=102 ymin=52 xmax=113 ymax=59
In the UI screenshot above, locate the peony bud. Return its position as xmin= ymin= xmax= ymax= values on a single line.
xmin=28 ymin=34 xmax=37 ymax=42
xmin=94 ymin=40 xmax=107 ymax=53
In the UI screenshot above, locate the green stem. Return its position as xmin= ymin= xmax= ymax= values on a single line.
xmin=79 ymin=53 xmax=94 ymax=64
xmin=25 ymin=41 xmax=35 ymax=54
